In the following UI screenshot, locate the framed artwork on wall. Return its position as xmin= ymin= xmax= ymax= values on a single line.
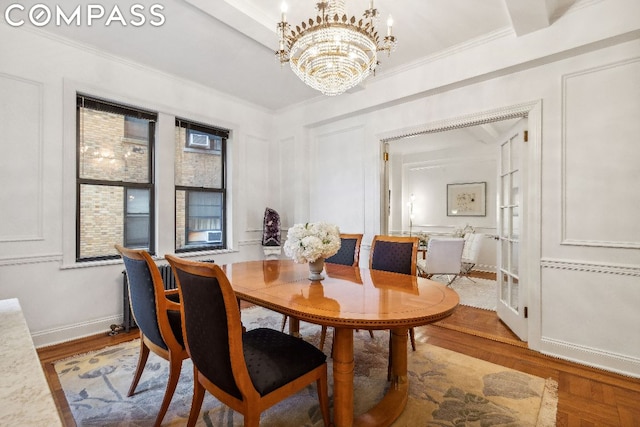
xmin=447 ymin=182 xmax=486 ymax=216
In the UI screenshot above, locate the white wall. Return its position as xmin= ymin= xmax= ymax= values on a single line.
xmin=310 ymin=125 xmax=366 ymax=233
xmin=395 ymin=143 xmax=498 ymax=270
xmin=0 ymin=25 xmax=274 ymax=346
xmin=0 ymin=0 xmax=638 ymax=379
xmin=274 ymin=1 xmax=640 ymax=377
xmin=399 ymin=148 xmax=496 ymax=233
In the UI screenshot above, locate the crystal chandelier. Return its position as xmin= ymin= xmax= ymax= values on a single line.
xmin=276 ymin=0 xmax=397 ymax=96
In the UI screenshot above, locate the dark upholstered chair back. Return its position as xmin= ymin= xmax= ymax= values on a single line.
xmin=369 ymin=235 xmax=419 ymax=276
xmin=173 ymin=266 xmax=242 ymax=398
xmin=115 ymin=245 xmax=188 ymax=427
xmin=325 ymin=233 xmax=363 ymax=267
xmin=166 ymin=256 xmax=331 ymax=426
xmin=122 ymin=255 xmax=167 ymax=350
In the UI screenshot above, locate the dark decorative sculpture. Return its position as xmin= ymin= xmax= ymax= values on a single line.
xmin=262 ymin=207 xmax=281 ymax=246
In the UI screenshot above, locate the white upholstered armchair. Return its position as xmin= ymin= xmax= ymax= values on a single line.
xmin=460 ymin=233 xmax=484 ymax=282
xmin=416 ymin=237 xmax=465 ymax=286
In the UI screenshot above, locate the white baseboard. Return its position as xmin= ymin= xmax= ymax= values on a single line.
xmin=540 ymin=337 xmax=640 ymax=379
xmin=32 ymin=314 xmax=124 ymax=349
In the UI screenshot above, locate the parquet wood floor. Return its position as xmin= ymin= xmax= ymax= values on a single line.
xmin=38 ymin=273 xmax=640 ymax=426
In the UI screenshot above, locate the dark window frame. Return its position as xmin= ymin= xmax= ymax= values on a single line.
xmin=76 ymin=94 xmax=157 ymax=261
xmin=175 ymin=118 xmax=228 ymax=253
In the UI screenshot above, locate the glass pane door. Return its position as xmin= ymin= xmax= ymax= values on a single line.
xmin=496 ymin=119 xmax=527 ymax=341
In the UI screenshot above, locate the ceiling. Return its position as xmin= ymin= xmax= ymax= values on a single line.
xmin=30 ymin=0 xmax=576 ymax=111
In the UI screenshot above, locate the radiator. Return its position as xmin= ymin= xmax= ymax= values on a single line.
xmin=117 ymin=260 xmax=214 ymax=334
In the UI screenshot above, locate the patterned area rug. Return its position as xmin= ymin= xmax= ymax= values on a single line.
xmin=55 ymin=306 xmax=556 ymax=426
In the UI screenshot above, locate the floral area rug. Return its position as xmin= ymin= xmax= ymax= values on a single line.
xmin=55 ymin=306 xmax=557 ymax=426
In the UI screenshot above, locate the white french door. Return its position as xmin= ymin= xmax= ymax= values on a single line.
xmin=496 ymin=119 xmax=528 ymax=341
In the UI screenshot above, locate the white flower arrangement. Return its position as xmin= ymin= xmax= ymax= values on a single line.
xmin=283 ymin=222 xmax=341 ymax=263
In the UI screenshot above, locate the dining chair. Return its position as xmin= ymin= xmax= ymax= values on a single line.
xmin=416 ymin=237 xmax=465 ymax=285
xmin=459 ymin=233 xmax=484 ymax=282
xmin=325 ymin=233 xmax=363 ymax=266
xmin=114 ymin=245 xmax=188 ymax=427
xmin=369 ymin=235 xmax=419 ymax=276
xmin=369 ymin=235 xmax=419 ymax=351
xmin=165 ymin=255 xmax=331 ymax=427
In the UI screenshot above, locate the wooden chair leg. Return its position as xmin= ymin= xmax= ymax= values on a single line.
xmin=409 ymin=328 xmax=416 ymax=351
xmin=244 ymin=409 xmax=261 ymax=427
xmin=355 ymin=329 xmax=374 ymax=339
xmin=319 ymin=326 xmax=328 ymax=351
xmin=238 ymin=298 xmax=247 ymax=332
xmin=317 ymin=371 xmax=331 ymax=427
xmin=387 ymin=330 xmax=393 ymax=381
xmin=154 ymin=354 xmax=183 ymax=427
xmin=187 ymin=370 xmax=206 ymax=427
xmin=128 ymin=334 xmax=150 ymax=396
xmin=280 ymin=315 xmax=287 ymax=332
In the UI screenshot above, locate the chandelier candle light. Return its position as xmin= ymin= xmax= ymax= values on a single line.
xmin=276 ymin=0 xmax=397 ymax=96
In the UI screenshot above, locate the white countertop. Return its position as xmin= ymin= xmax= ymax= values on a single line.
xmin=0 ymin=298 xmax=63 ymax=426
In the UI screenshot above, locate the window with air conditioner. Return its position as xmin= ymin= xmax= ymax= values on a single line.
xmin=188 ymin=132 xmax=210 ymax=149
xmin=186 ymin=130 xmax=222 ymax=154
xmin=206 ymin=230 xmax=222 ymax=244
xmin=175 ymin=118 xmax=228 ymax=251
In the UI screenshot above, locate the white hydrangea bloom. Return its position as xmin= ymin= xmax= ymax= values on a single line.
xmin=283 ymin=222 xmax=341 ymax=263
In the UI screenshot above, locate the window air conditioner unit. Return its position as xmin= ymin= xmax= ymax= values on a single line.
xmin=188 ymin=133 xmax=210 ymax=149
xmin=206 ymin=230 xmax=222 ymax=244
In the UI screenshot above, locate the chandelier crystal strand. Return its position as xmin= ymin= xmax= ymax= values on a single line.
xmin=276 ymin=0 xmax=396 ymax=96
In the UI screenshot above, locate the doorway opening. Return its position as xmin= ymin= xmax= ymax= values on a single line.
xmin=379 ymin=101 xmax=542 ymax=346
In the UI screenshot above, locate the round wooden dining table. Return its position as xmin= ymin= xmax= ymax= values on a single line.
xmin=221 ymin=259 xmax=459 ymax=427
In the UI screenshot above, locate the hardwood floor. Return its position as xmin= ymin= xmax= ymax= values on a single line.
xmin=38 ymin=294 xmax=640 ymax=426
xmin=417 ymin=320 xmax=640 ymax=427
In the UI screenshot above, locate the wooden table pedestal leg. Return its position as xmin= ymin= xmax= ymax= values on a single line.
xmin=333 ymin=327 xmax=355 ymax=427
xmin=288 ymin=317 xmax=300 ymax=338
xmin=354 ymin=327 xmax=409 ymax=427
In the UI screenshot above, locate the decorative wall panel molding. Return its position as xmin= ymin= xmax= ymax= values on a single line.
xmin=0 ymin=73 xmax=43 ymax=242
xmin=541 ymin=337 xmax=640 ymax=379
xmin=311 ymin=126 xmax=366 ymax=232
xmin=561 ymin=57 xmax=640 ymax=249
xmin=244 ymin=135 xmax=271 ymax=231
xmin=237 ymin=239 xmax=262 ymax=247
xmin=541 ymin=258 xmax=640 ymax=277
xmin=0 ymin=254 xmax=62 ymax=267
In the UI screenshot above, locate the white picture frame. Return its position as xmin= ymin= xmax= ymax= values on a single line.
xmin=447 ymin=182 xmax=486 ymax=216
